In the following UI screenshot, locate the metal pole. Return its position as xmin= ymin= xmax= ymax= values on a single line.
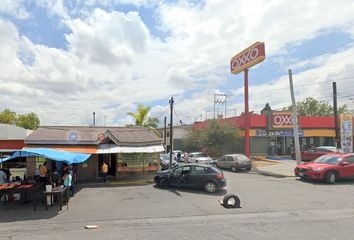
xmin=163 ymin=116 xmax=167 ymax=153
xmin=333 ymin=82 xmax=340 ymax=148
xmin=169 ymin=97 xmax=174 ymax=170
xmin=244 ymin=69 xmax=250 ymax=157
xmin=213 ymin=94 xmax=216 ymax=119
xmin=288 ymin=69 xmax=301 ymax=164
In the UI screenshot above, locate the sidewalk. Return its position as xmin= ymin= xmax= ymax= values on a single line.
xmin=252 ymin=157 xmax=297 ymax=177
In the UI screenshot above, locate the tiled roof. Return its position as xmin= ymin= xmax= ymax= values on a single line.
xmin=25 ymin=126 xmax=161 ymax=145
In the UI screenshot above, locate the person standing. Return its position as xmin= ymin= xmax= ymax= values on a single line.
xmin=101 ymin=161 xmax=108 ymax=183
xmin=62 ymin=169 xmax=74 ymax=197
xmin=39 ymin=162 xmax=48 ymax=184
xmin=184 ymin=152 xmax=189 ymax=163
xmin=0 ymin=168 xmax=7 ymax=184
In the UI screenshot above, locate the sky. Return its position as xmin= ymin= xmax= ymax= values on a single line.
xmin=0 ymin=0 xmax=354 ymax=127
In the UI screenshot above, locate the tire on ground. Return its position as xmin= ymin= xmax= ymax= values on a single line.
xmin=159 ymin=178 xmax=169 ymax=188
xmin=324 ymin=171 xmax=337 ymax=184
xmin=222 ymin=193 xmax=241 ymax=208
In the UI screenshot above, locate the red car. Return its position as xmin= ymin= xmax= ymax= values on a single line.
xmin=294 ymin=153 xmax=354 ymax=183
xmin=291 ymin=146 xmax=342 ymax=161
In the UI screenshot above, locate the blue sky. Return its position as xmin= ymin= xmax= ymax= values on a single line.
xmin=0 ymin=0 xmax=354 ymax=126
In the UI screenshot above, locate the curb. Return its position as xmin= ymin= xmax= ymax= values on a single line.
xmin=251 ymin=167 xmax=295 ymax=178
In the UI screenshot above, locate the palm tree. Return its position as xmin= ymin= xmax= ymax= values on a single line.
xmin=127 ymin=104 xmax=159 ymax=128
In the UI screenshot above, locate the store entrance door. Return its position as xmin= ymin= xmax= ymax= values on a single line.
xmin=98 ymin=154 xmax=117 ymax=177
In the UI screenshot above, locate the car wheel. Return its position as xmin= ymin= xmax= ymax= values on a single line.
xmin=245 ymin=167 xmax=252 ymax=171
xmin=231 ymin=166 xmax=237 ymax=172
xmin=204 ymin=181 xmax=218 ymax=193
xmin=325 ymin=171 xmax=337 ymax=184
xmin=159 ymin=178 xmax=169 ymax=188
xmin=222 ymin=193 xmax=241 ymax=208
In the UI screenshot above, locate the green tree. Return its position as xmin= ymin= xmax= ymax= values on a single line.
xmin=127 ymin=104 xmax=159 ymax=128
xmin=0 ymin=109 xmax=17 ymax=124
xmin=17 ymin=112 xmax=40 ymax=130
xmin=0 ymin=109 xmax=40 ymax=130
xmin=182 ymin=120 xmax=241 ymax=158
xmin=282 ymin=97 xmax=348 ymax=116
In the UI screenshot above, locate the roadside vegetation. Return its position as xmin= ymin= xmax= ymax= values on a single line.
xmin=0 ymin=108 xmax=40 ymax=130
xmin=182 ymin=120 xmax=241 ymax=158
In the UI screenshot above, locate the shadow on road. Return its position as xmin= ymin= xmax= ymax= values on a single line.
xmin=153 ymin=184 xmax=227 ymax=196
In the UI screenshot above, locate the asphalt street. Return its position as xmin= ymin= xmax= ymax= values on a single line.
xmin=1 ymin=172 xmax=354 ymax=240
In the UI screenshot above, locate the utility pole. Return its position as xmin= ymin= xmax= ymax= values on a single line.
xmin=288 ymin=69 xmax=301 ymax=164
xmin=163 ymin=116 xmax=167 ymax=153
xmin=244 ymin=70 xmax=250 ymax=158
xmin=104 ymin=115 xmax=107 ymax=126
xmin=213 ymin=94 xmax=216 ymax=119
xmin=333 ymin=82 xmax=340 ymax=148
xmin=169 ymin=97 xmax=174 ymax=170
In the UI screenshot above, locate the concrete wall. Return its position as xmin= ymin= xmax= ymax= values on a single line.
xmin=77 ymin=155 xmax=99 ymax=181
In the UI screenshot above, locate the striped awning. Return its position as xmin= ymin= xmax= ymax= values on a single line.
xmin=97 ymin=144 xmax=165 ymax=154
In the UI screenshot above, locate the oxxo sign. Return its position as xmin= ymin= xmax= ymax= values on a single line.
xmin=272 ymin=112 xmax=294 ymax=128
xmin=230 ymin=42 xmax=265 ymax=74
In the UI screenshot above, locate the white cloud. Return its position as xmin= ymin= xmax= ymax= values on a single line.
xmin=0 ymin=0 xmax=30 ymax=19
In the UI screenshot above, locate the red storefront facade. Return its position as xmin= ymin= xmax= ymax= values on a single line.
xmin=193 ymin=106 xmax=351 ymax=156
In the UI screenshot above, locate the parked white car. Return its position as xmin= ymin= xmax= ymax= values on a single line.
xmin=188 ymin=152 xmax=214 ymax=164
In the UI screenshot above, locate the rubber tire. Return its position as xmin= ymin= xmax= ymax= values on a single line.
xmin=159 ymin=178 xmax=169 ymax=188
xmin=231 ymin=166 xmax=237 ymax=172
xmin=245 ymin=167 xmax=252 ymax=171
xmin=204 ymin=181 xmax=218 ymax=193
xmin=222 ymin=193 xmax=241 ymax=208
xmin=325 ymin=171 xmax=337 ymax=184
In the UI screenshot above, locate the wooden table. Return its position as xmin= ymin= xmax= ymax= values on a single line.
xmin=0 ymin=183 xmax=43 ymax=210
xmin=44 ymin=186 xmax=68 ymax=211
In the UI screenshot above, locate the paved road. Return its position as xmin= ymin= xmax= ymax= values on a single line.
xmin=1 ymin=172 xmax=354 ymax=239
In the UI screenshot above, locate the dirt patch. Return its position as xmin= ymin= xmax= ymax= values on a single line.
xmin=251 ymin=159 xmax=280 ymax=168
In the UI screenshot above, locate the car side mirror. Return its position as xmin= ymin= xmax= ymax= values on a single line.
xmin=340 ymin=161 xmax=349 ymax=166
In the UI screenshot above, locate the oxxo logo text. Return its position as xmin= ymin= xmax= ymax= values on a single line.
xmin=272 ymin=113 xmax=294 ymax=128
xmin=231 ymin=47 xmax=260 ymax=71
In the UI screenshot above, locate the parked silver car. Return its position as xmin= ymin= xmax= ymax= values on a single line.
xmin=188 ymin=152 xmax=214 ymax=164
xmin=216 ymin=154 xmax=252 ymax=172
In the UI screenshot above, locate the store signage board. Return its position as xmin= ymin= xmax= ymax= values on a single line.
xmin=230 ymin=42 xmax=265 ymax=74
xmin=256 ymin=129 xmax=304 ymax=137
xmin=272 ymin=112 xmax=294 ymax=128
xmin=340 ymin=113 xmax=353 ymax=153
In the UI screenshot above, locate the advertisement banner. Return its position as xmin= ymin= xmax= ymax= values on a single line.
xmin=256 ymin=129 xmax=304 ymax=137
xmin=340 ymin=113 xmax=353 ymax=153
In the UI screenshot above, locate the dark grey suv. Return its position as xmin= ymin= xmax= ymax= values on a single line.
xmin=154 ymin=164 xmax=226 ymax=193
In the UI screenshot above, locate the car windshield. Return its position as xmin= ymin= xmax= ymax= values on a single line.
xmin=314 ymin=155 xmax=342 ymax=164
xmin=195 ymin=153 xmax=207 ymax=158
xmin=237 ymin=154 xmax=249 ymax=161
